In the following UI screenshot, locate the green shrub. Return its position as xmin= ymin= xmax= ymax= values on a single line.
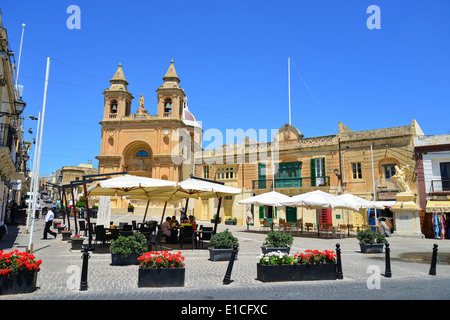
xmin=263 ymin=231 xmax=293 ymax=248
xmin=110 ymin=233 xmax=147 ymax=258
xmin=209 ymin=229 xmax=239 ymax=249
xmin=356 ymin=228 xmax=387 ymax=244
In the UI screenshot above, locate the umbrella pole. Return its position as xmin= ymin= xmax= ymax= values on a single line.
xmin=82 ymin=180 xmax=93 ymax=250
xmin=62 ymin=188 xmax=69 ymax=229
xmin=213 ymin=197 xmax=223 ymax=234
xmin=71 ymin=186 xmax=78 ymax=234
xmin=160 ymin=201 xmax=167 ymax=225
xmin=184 ymin=198 xmax=189 ymax=220
xmin=143 ymin=200 xmax=150 ymax=223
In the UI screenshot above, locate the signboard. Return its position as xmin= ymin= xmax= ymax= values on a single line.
xmin=10 ymin=180 xmax=22 ymax=191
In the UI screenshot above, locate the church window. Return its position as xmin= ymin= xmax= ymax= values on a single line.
xmin=136 ymin=150 xmax=149 ymax=157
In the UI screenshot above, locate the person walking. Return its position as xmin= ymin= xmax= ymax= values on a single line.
xmin=42 ymin=207 xmax=57 ymax=239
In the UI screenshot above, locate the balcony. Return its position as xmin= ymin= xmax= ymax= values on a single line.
xmin=429 ymin=178 xmax=450 ymax=196
xmin=0 ymin=123 xmax=15 ymax=153
xmin=252 ymin=176 xmax=330 ymax=190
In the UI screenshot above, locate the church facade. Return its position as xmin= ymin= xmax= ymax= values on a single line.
xmin=96 ymin=60 xmax=201 ymax=211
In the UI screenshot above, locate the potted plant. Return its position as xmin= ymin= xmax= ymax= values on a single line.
xmin=256 ymin=249 xmax=338 ymax=282
xmin=128 ymin=204 xmax=134 ymax=213
xmin=56 ymin=224 xmax=66 ymax=234
xmin=110 ymin=233 xmax=147 ymax=265
xmin=210 ymin=214 xmax=221 ymax=224
xmin=0 ymin=249 xmax=42 ymax=295
xmin=261 ymin=231 xmax=293 ymax=254
xmin=70 ymin=234 xmax=85 ymax=251
xmin=61 ymin=228 xmax=73 ymax=241
xmin=138 ymin=251 xmax=185 ymax=287
xmin=225 ymin=217 xmax=237 ymax=225
xmin=208 ymin=229 xmax=240 ymax=261
xmin=357 ymin=228 xmax=387 ymax=253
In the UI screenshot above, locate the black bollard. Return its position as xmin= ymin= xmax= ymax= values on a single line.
xmin=429 ymin=244 xmax=438 ymax=276
xmin=223 ymin=245 xmax=238 ymax=285
xmin=336 ymin=243 xmax=343 ymax=280
xmin=384 ymin=243 xmax=392 ymax=278
xmin=80 ymin=245 xmax=90 ymax=291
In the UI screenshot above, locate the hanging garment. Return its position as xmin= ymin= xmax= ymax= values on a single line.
xmin=433 ymin=214 xmax=440 ymax=239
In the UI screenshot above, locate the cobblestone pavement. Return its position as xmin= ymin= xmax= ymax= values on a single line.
xmin=1 ymin=214 xmax=449 ymax=302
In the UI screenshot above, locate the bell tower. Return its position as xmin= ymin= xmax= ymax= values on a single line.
xmin=102 ymin=63 xmax=134 ymax=121
xmin=156 ymin=60 xmax=185 ymax=120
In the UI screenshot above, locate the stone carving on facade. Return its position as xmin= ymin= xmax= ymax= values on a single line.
xmin=137 ymin=94 xmax=148 ymax=114
xmin=392 ymin=165 xmax=412 ymax=194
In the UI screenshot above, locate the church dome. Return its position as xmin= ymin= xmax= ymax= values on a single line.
xmin=182 ymin=97 xmax=201 ymax=128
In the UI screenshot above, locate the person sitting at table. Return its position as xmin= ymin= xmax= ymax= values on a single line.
xmin=162 ymin=216 xmax=172 ymax=241
xmin=188 ymin=215 xmax=197 ymax=231
xmin=170 ymin=216 xmax=180 ymax=229
xmin=179 ymin=218 xmax=192 ymax=228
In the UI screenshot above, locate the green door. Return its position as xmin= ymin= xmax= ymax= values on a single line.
xmin=276 ymin=162 xmax=301 ymax=188
xmin=286 ymin=206 xmax=297 ymax=223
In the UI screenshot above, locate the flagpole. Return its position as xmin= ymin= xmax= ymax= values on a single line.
xmin=288 ymin=57 xmax=291 ymax=126
xmin=14 ymin=23 xmax=25 ymax=88
xmin=25 ymin=112 xmax=40 ymax=232
xmin=28 ymin=57 xmax=50 ymax=253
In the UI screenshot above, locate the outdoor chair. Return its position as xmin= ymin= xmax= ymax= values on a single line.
xmin=94 ymin=225 xmax=112 ymax=247
xmin=132 ymin=220 xmax=137 ymax=230
xmin=79 ymin=220 xmax=88 ymax=236
xmin=147 ymin=230 xmax=164 ymax=251
xmin=198 ymin=227 xmax=214 ymax=248
xmin=180 ymin=226 xmax=195 ymax=249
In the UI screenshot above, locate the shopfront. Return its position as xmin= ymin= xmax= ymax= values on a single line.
xmin=425 ymin=200 xmax=450 ymax=240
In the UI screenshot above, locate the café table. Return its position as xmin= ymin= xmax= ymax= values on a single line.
xmin=194 ymin=229 xmax=215 ymax=248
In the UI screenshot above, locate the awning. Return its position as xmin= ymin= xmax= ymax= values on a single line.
xmin=426 ymin=200 xmax=450 ymax=213
xmin=374 ymin=200 xmax=396 ymax=208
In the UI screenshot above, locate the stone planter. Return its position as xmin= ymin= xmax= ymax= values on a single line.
xmin=261 ymin=246 xmax=290 ymax=255
xmin=208 ymin=248 xmax=239 ymax=261
xmin=225 ymin=220 xmax=237 ymax=225
xmin=61 ymin=231 xmax=72 ymax=241
xmin=111 ymin=252 xmax=141 ymax=266
xmin=71 ymin=239 xmax=84 ymax=251
xmin=0 ymin=271 xmax=38 ymax=295
xmin=210 ymin=218 xmax=222 ymax=224
xmin=256 ymin=263 xmax=337 ymax=283
xmin=138 ymin=268 xmax=185 ymax=287
xmin=359 ymin=243 xmax=384 ymax=254
xmin=56 ymin=226 xmax=65 ymax=234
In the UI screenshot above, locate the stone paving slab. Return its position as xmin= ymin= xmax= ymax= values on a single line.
xmin=1 ymin=214 xmax=450 ymax=301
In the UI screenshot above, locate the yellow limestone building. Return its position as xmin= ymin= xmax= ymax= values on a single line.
xmin=96 ymin=61 xmax=201 ymax=213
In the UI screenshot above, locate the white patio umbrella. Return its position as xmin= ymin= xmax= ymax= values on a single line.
xmin=336 ymin=194 xmax=385 ymax=210
xmin=86 ymin=174 xmax=179 ymax=222
xmin=176 ymin=178 xmax=241 ymax=232
xmin=336 ymin=193 xmax=385 ymax=236
xmin=238 ymin=191 xmax=291 ymax=207
xmin=281 ymin=190 xmax=359 ymax=210
xmin=238 ymin=191 xmax=291 ymax=231
xmin=280 ymin=190 xmax=359 ymax=236
xmin=125 ymin=177 xmax=242 ymax=229
xmin=96 ymin=196 xmax=111 ymax=227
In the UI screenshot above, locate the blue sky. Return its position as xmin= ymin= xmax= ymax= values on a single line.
xmin=2 ymin=1 xmax=449 ymax=176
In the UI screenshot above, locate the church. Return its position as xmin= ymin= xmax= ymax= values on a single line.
xmin=96 ymin=60 xmax=202 ymax=212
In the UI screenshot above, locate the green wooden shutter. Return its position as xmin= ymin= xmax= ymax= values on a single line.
xmin=310 ymin=158 xmax=316 ymax=187
xmin=322 ymin=157 xmax=326 ymax=185
xmin=259 ymin=206 xmax=264 ymax=219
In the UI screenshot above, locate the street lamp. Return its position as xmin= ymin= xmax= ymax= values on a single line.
xmin=14 ymin=97 xmax=26 ymax=115
xmin=333 ymin=168 xmax=342 ymax=180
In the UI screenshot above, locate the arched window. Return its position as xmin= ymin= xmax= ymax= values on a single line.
xmin=110 ymin=100 xmax=118 ymax=113
xmin=136 ymin=150 xmax=149 ymax=157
